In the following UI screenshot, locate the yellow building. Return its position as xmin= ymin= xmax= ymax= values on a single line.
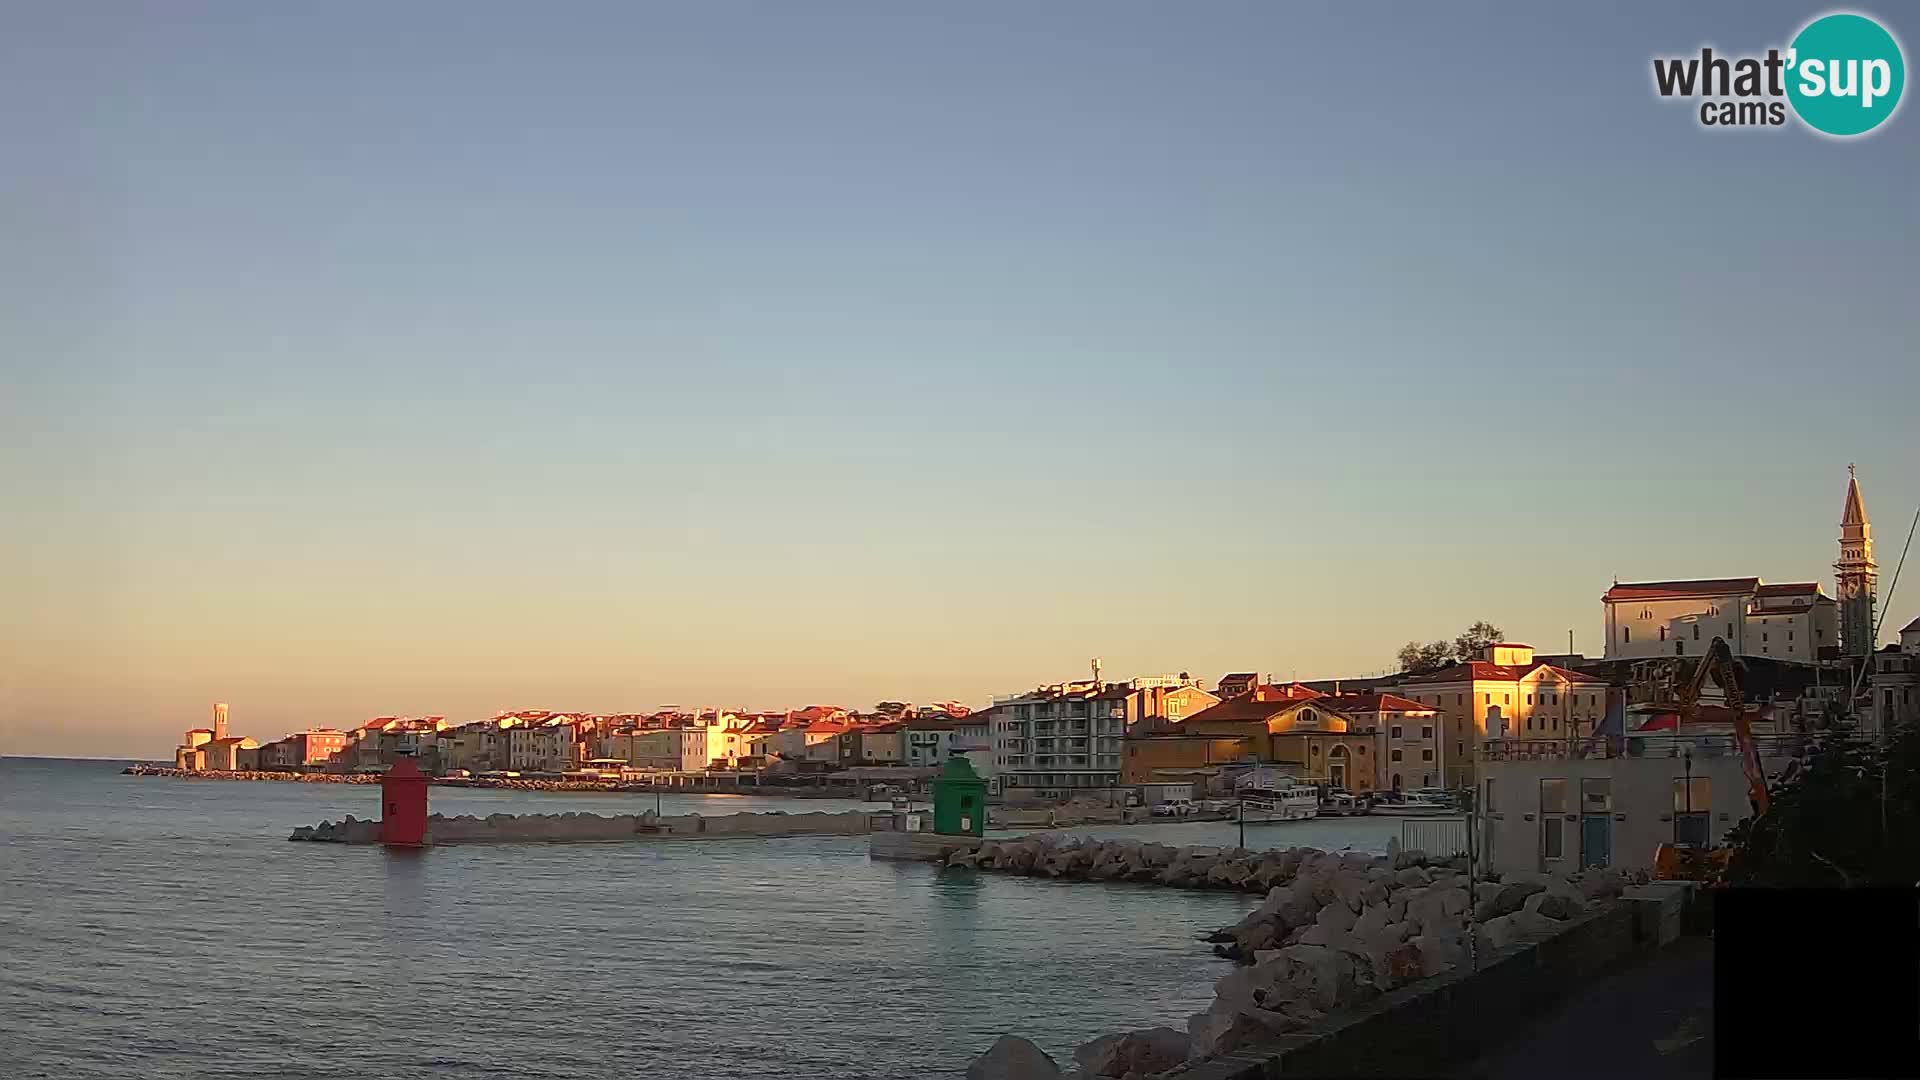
xmin=1120 ymin=732 xmax=1251 ymax=786
xmin=1396 ymin=643 xmax=1611 ymax=789
xmin=1180 ymin=688 xmax=1379 ymax=793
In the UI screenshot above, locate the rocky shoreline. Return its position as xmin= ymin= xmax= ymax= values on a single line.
xmin=949 ymin=835 xmax=1644 ymax=1078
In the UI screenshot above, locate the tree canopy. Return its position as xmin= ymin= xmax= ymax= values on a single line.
xmin=1396 ymin=621 xmax=1507 ymax=674
xmin=1723 ymin=720 xmax=1919 ymax=887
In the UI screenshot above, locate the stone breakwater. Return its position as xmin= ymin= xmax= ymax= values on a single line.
xmin=949 ymin=836 xmax=1644 ymax=1079
xmin=126 ymin=766 xmax=383 ymax=784
xmin=288 ymin=808 xmax=880 ymax=844
xmin=124 ymin=765 xmax=863 ymax=796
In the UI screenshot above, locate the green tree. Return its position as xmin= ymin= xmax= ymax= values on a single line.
xmin=1723 ymin=719 xmax=1919 ymax=887
xmin=1452 ymin=621 xmax=1506 ymax=664
xmin=1397 ymin=640 xmax=1454 ymax=674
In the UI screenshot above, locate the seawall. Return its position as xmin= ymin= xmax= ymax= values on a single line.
xmin=289 ymin=808 xmax=886 ymax=844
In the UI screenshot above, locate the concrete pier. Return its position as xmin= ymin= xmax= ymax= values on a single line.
xmin=289 ymin=808 xmax=890 ymax=845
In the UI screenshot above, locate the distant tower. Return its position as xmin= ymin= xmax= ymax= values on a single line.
xmin=212 ymin=702 xmax=230 ymax=741
xmin=1835 ymin=465 xmax=1878 ymax=657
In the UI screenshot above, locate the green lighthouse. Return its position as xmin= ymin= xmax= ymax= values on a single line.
xmin=931 ymin=757 xmax=987 ymax=837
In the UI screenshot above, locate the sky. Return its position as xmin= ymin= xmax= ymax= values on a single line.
xmin=3 ymin=2 xmax=1916 ymax=758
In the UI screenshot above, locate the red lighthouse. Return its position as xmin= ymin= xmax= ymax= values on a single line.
xmin=380 ymin=755 xmax=429 ymax=847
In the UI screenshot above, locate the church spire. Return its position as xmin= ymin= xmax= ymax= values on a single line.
xmin=1836 ymin=464 xmax=1877 ymax=657
xmin=1842 ymin=463 xmax=1868 ymax=527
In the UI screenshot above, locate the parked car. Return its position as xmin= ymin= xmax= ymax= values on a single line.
xmin=1151 ymin=798 xmax=1198 ymax=818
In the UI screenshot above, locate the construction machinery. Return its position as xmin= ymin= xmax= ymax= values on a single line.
xmin=1649 ymin=638 xmax=1772 ymax=883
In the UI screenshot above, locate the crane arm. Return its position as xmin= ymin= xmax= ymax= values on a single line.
xmin=1686 ymin=638 xmax=1769 ymax=817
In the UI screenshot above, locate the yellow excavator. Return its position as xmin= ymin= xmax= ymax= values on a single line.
xmin=1650 ymin=637 xmax=1772 ymax=884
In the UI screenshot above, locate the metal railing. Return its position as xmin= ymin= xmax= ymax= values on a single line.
xmin=1478 ymin=732 xmax=1808 ymax=761
xmin=1401 ymin=817 xmax=1471 ymax=858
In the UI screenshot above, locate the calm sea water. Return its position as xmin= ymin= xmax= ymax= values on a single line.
xmin=0 ymin=757 xmax=1421 ymax=1079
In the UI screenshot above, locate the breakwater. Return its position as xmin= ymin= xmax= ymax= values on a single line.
xmin=290 ymin=808 xmax=883 ymax=844
xmin=122 ymin=764 xmax=854 ymax=797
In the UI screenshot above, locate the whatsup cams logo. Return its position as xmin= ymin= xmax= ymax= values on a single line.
xmin=1652 ymin=10 xmax=1905 ymax=136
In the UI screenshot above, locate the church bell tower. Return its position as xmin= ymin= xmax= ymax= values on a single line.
xmin=1836 ymin=464 xmax=1877 ymax=657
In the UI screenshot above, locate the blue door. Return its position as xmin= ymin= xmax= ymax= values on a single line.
xmin=1581 ymin=814 xmax=1611 ymax=869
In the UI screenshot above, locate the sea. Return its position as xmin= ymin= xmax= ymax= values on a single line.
xmin=0 ymin=757 xmax=1402 ymax=1079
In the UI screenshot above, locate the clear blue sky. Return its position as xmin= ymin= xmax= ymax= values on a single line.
xmin=3 ymin=2 xmax=1916 ymax=756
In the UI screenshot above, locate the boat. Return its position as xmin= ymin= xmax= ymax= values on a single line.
xmin=1368 ymin=791 xmax=1457 ymax=817
xmin=1237 ymin=785 xmax=1320 ymax=823
xmin=1318 ymin=792 xmax=1368 ymax=817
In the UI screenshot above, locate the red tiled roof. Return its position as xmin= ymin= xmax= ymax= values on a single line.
xmin=1324 ymin=693 xmax=1436 ymax=714
xmin=1603 ymin=578 xmax=1760 ymax=602
xmin=1904 ymin=616 xmax=1920 ymax=634
xmin=1403 ymin=661 xmax=1608 ymax=686
xmin=1755 ymin=582 xmax=1820 ymax=597
xmin=1184 ymin=694 xmax=1346 ymax=725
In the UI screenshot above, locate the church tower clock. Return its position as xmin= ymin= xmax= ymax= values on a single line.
xmin=1835 ymin=464 xmax=1877 ymax=657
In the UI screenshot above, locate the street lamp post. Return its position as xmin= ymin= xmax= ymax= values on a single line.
xmin=1678 ymin=746 xmax=1693 ymax=846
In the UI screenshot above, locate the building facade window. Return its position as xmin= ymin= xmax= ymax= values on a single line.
xmin=1540 ymin=778 xmax=1568 ymax=860
xmin=1674 ymin=776 xmax=1711 ymax=845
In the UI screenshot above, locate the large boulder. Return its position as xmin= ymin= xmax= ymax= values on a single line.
xmin=1314 ymin=900 xmax=1359 ymax=934
xmin=966 ymin=1035 xmax=1061 ymax=1080
xmin=1412 ymin=931 xmax=1468 ymax=977
xmin=1537 ymin=893 xmax=1584 ymax=920
xmin=1186 ymin=1003 xmax=1300 ymax=1060
xmin=1395 ymin=866 xmax=1434 ymax=888
xmin=1491 ymin=881 xmax=1546 ymax=917
xmin=1074 ymin=1026 xmax=1191 ymax=1077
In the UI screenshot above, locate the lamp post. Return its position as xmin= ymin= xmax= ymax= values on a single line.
xmin=1678 ymin=746 xmax=1693 ymax=846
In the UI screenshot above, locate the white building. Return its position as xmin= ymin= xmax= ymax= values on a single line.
xmin=1476 ymin=730 xmax=1796 ymax=876
xmin=900 ymin=715 xmax=992 ymax=768
xmin=507 ymin=725 xmax=576 ymax=772
xmin=1870 ymin=617 xmax=1920 ymax=736
xmin=611 ymin=727 xmax=720 ymax=772
xmin=991 ymin=683 xmax=1125 ymax=795
xmin=1602 ymin=578 xmax=1838 ymax=662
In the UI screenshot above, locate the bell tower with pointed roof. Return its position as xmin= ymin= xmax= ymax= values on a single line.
xmin=1836 ymin=464 xmax=1877 ymax=657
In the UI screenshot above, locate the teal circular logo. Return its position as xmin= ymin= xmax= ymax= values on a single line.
xmin=1786 ymin=13 xmax=1905 ymax=136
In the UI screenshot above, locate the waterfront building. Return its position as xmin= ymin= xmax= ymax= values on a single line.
xmin=1395 ymin=643 xmax=1611 ymax=790
xmin=1836 ymin=465 xmax=1878 ymax=657
xmin=174 ymin=727 xmax=215 ymax=769
xmin=1320 ymin=692 xmax=1444 ymax=791
xmin=899 ymin=715 xmax=991 ymax=767
xmin=989 ymin=680 xmax=1114 ymax=795
xmin=605 ymin=726 xmax=716 ymax=771
xmin=1179 ymin=689 xmax=1378 ymax=793
xmin=1475 ymin=719 xmax=1798 ymax=877
xmin=1120 ymin=729 xmax=1251 ymax=789
xmin=1602 ymin=578 xmax=1839 ymax=663
xmin=838 ymin=722 xmax=905 ymax=765
xmin=507 ymin=723 xmax=577 ymax=772
xmin=198 ymin=736 xmax=260 ymax=771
